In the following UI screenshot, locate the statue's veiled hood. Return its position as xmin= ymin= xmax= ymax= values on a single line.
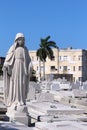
xmin=15 ymin=33 xmax=25 ymax=41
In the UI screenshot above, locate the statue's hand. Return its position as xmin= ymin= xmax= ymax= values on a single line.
xmin=2 ymin=65 xmax=8 ymax=71
xmin=3 ymin=65 xmax=12 ymax=76
xmin=7 ymin=66 xmax=12 ymax=76
xmin=2 ymin=66 xmax=12 ymax=76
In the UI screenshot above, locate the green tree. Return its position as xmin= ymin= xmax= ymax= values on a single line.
xmin=30 ymin=69 xmax=38 ymax=82
xmin=36 ymin=36 xmax=58 ymax=80
xmin=0 ymin=65 xmax=3 ymax=76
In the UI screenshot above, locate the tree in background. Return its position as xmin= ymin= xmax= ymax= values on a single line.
xmin=36 ymin=36 xmax=58 ymax=80
xmin=30 ymin=69 xmax=38 ymax=82
xmin=0 ymin=65 xmax=3 ymax=76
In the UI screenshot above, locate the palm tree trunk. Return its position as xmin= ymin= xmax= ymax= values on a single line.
xmin=39 ymin=58 xmax=41 ymax=81
xmin=57 ymin=48 xmax=59 ymax=73
xmin=43 ymin=60 xmax=45 ymax=80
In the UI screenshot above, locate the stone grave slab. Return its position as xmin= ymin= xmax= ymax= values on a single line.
xmin=72 ymin=89 xmax=87 ymax=98
xmin=35 ymin=121 xmax=87 ymax=130
xmin=27 ymin=101 xmax=85 ymax=123
xmin=0 ymin=121 xmax=33 ymax=130
xmin=36 ymin=92 xmax=54 ymax=102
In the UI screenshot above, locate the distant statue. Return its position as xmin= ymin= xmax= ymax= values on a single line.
xmin=3 ymin=33 xmax=32 ymax=110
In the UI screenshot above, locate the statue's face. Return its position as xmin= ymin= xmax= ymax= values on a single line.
xmin=17 ymin=37 xmax=25 ymax=46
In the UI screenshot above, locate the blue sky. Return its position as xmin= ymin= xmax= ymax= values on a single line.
xmin=0 ymin=0 xmax=87 ymax=56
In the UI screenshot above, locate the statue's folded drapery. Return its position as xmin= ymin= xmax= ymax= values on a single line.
xmin=3 ymin=33 xmax=32 ymax=108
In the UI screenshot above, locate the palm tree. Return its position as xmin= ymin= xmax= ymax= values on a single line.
xmin=36 ymin=35 xmax=58 ymax=80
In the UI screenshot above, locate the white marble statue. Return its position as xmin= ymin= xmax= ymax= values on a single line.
xmin=3 ymin=33 xmax=32 ymax=110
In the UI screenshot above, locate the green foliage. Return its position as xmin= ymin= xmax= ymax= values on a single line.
xmin=36 ymin=35 xmax=58 ymax=80
xmin=0 ymin=65 xmax=3 ymax=75
xmin=30 ymin=69 xmax=38 ymax=82
xmin=36 ymin=35 xmax=58 ymax=62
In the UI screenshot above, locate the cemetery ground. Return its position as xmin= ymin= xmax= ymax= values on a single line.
xmin=0 ymin=79 xmax=87 ymax=129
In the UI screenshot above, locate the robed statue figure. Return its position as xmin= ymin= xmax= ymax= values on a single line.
xmin=3 ymin=33 xmax=32 ymax=110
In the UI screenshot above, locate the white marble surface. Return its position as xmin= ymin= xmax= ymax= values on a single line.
xmin=36 ymin=92 xmax=54 ymax=102
xmin=72 ymin=89 xmax=87 ymax=98
xmin=27 ymin=101 xmax=84 ymax=114
xmin=0 ymin=80 xmax=3 ymax=93
xmin=35 ymin=121 xmax=87 ymax=130
xmin=27 ymin=82 xmax=36 ymax=101
xmin=0 ymin=121 xmax=34 ymax=130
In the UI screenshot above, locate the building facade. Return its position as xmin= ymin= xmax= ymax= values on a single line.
xmin=0 ymin=57 xmax=5 ymax=65
xmin=29 ymin=47 xmax=87 ymax=82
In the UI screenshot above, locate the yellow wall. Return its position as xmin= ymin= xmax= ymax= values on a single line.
xmin=29 ymin=48 xmax=87 ymax=82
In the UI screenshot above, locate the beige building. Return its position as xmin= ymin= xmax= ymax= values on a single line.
xmin=29 ymin=47 xmax=87 ymax=82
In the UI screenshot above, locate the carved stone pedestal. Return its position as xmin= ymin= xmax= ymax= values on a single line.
xmin=6 ymin=105 xmax=29 ymax=126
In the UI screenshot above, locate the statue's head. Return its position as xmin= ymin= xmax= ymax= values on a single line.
xmin=15 ymin=33 xmax=25 ymax=46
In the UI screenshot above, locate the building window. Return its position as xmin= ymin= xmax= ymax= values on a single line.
xmin=78 ymin=66 xmax=82 ymax=71
xmin=73 ymin=66 xmax=75 ymax=71
xmin=63 ymin=56 xmax=67 ymax=61
xmin=59 ymin=66 xmax=63 ymax=71
xmin=50 ymin=66 xmax=55 ymax=71
xmin=51 ymin=56 xmax=55 ymax=61
xmin=63 ymin=66 xmax=67 ymax=71
xmin=78 ymin=55 xmax=82 ymax=60
xmin=59 ymin=56 xmax=62 ymax=61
